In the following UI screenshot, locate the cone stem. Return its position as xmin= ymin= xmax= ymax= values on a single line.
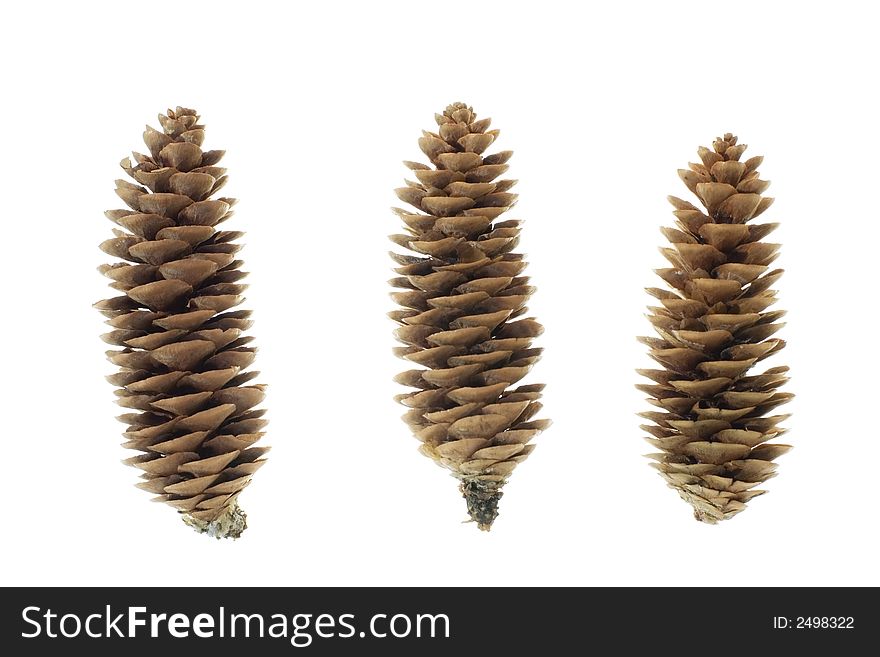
xmin=182 ymin=502 xmax=248 ymax=539
xmin=461 ymin=480 xmax=502 ymax=531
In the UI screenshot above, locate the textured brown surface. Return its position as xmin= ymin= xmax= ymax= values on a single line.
xmin=96 ymin=107 xmax=268 ymax=538
xmin=639 ymin=133 xmax=792 ymax=523
xmin=390 ymin=103 xmax=550 ymax=530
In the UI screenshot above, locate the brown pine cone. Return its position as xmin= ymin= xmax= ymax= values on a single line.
xmin=96 ymin=107 xmax=268 ymax=538
xmin=639 ymin=133 xmax=792 ymax=523
xmin=390 ymin=102 xmax=550 ymax=531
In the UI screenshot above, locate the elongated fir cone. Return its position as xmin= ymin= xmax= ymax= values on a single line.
xmin=639 ymin=133 xmax=792 ymax=523
xmin=390 ymin=103 xmax=550 ymax=531
xmin=96 ymin=107 xmax=268 ymax=538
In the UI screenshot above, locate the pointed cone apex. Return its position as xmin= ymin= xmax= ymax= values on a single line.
xmin=390 ymin=103 xmax=549 ymax=530
xmin=98 ymin=107 xmax=268 ymax=537
xmin=640 ymin=133 xmax=789 ymax=524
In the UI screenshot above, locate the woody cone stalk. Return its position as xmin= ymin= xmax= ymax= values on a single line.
xmin=390 ymin=102 xmax=550 ymax=530
xmin=639 ymin=133 xmax=792 ymax=523
xmin=96 ymin=107 xmax=268 ymax=538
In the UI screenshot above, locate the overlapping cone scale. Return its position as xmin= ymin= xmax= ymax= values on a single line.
xmin=390 ymin=103 xmax=550 ymax=530
xmin=97 ymin=107 xmax=268 ymax=538
xmin=639 ymin=133 xmax=792 ymax=523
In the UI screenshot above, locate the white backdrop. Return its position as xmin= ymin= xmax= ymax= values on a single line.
xmin=2 ymin=0 xmax=877 ymax=587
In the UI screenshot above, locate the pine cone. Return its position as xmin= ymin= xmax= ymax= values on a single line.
xmin=639 ymin=133 xmax=793 ymax=523
xmin=389 ymin=102 xmax=550 ymax=531
xmin=96 ymin=107 xmax=268 ymax=538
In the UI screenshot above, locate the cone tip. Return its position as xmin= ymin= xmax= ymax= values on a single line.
xmin=182 ymin=501 xmax=248 ymax=539
xmin=460 ymin=479 xmax=502 ymax=532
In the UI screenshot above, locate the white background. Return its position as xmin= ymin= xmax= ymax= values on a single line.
xmin=2 ymin=0 xmax=877 ymax=587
